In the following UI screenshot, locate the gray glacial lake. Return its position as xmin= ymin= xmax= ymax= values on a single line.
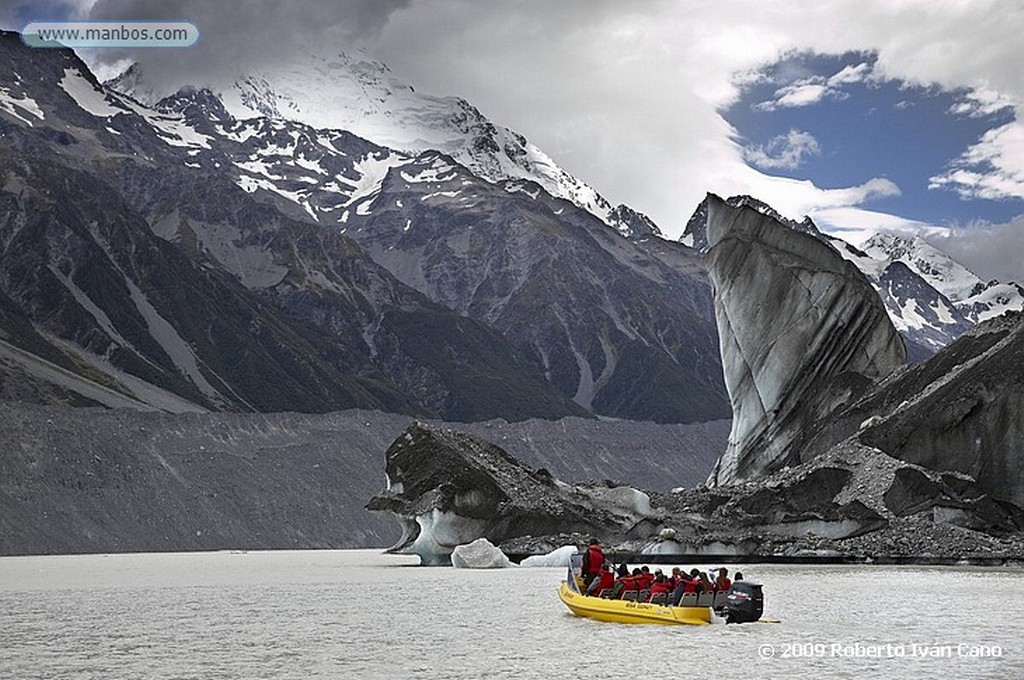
xmin=2 ymin=549 xmax=1022 ymax=679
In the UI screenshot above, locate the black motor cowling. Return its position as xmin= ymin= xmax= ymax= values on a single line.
xmin=722 ymin=581 xmax=763 ymax=624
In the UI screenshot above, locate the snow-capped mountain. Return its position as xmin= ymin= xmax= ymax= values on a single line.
xmin=859 ymin=233 xmax=1024 ymax=323
xmin=826 ymin=237 xmax=972 ymax=359
xmin=0 ymin=31 xmax=728 ymax=423
xmin=683 ymin=195 xmax=1024 ymax=361
xmin=107 ymin=54 xmax=649 ymax=239
xmin=0 ymin=31 xmax=589 ymax=420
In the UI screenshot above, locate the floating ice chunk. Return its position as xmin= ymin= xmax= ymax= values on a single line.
xmin=451 ymin=538 xmax=514 ymax=569
xmin=519 ymin=545 xmax=576 ymax=568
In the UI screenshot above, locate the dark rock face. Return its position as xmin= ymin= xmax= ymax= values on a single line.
xmin=704 ymin=194 xmax=906 ymax=485
xmin=855 ymin=312 xmax=1024 ymax=508
xmin=342 ymin=159 xmax=729 ymax=423
xmin=366 ymin=422 xmax=655 ymax=564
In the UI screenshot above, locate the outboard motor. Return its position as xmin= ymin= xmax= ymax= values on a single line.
xmin=722 ymin=581 xmax=763 ymax=624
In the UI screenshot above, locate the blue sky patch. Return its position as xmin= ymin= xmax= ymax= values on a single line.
xmin=724 ymin=51 xmax=1019 ymax=227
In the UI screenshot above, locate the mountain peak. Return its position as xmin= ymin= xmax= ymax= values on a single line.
xmin=103 ymin=49 xmax=650 ymax=237
xmin=104 ymin=61 xmax=161 ymax=106
xmin=608 ymin=204 xmax=663 ymax=241
xmin=861 ymin=231 xmax=984 ymax=303
xmin=155 ymin=86 xmax=232 ymax=123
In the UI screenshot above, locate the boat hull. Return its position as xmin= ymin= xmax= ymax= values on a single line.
xmin=558 ymin=581 xmax=711 ymax=626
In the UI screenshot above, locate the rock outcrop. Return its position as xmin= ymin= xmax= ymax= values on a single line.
xmin=704 ymin=194 xmax=906 ymax=486
xmin=366 ymin=422 xmax=658 ymax=565
xmin=368 ymin=419 xmax=1024 ymax=564
xmin=815 ymin=311 xmax=1024 ymax=508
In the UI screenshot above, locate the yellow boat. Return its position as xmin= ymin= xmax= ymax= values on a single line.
xmin=558 ymin=580 xmax=712 ymax=626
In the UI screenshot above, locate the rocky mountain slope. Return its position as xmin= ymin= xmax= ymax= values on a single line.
xmin=119 ymin=63 xmax=730 ymax=423
xmin=813 ymin=311 xmax=1024 ymax=508
xmin=0 ymin=402 xmax=728 ymax=556
xmin=0 ymin=31 xmax=585 ymax=422
xmin=339 ymin=156 xmax=727 ymax=422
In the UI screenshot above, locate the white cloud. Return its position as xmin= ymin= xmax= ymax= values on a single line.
xmin=948 ymin=87 xmax=1016 ymax=117
xmin=815 ymin=177 xmax=902 ymax=206
xmin=926 ymin=216 xmax=1024 ymax=283
xmin=743 ymin=129 xmax=821 ymax=169
xmin=827 ymin=61 xmax=874 ymax=86
xmin=755 ymin=80 xmax=846 ymax=111
xmin=755 ymin=61 xmax=874 ymax=111
xmin=810 ymin=206 xmax=938 ymax=246
xmin=930 ymin=120 xmax=1024 ymax=200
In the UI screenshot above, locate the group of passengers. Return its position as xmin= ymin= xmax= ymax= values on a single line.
xmin=579 ymin=538 xmax=741 ymax=605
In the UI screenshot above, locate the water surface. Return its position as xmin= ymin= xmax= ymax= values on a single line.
xmin=2 ymin=550 xmax=1022 ymax=679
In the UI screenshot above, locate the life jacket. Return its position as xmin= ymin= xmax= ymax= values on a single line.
xmin=588 ymin=569 xmax=615 ymax=595
xmin=717 ymin=577 xmax=732 ymax=592
xmin=615 ymin=575 xmax=637 ymax=593
xmin=636 ymin=573 xmax=654 ymax=590
xmin=650 ymin=579 xmax=672 ymax=595
xmin=583 ymin=545 xmax=604 ymax=575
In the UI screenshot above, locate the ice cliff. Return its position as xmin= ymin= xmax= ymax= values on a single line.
xmin=703 ymin=194 xmax=906 ymax=486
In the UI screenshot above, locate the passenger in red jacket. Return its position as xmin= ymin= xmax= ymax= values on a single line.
xmin=648 ymin=574 xmax=673 ymax=601
xmin=613 ymin=574 xmax=636 ymax=597
xmin=714 ymin=568 xmax=732 ymax=592
xmin=683 ymin=568 xmax=702 ymax=593
xmin=581 ymin=538 xmax=605 ymax=591
xmin=586 ymin=562 xmax=616 ymax=597
xmin=669 ymin=570 xmax=696 ymax=605
xmin=635 ymin=566 xmax=654 ymax=591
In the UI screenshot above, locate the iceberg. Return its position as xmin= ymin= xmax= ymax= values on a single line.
xmin=519 ymin=545 xmax=577 ymax=568
xmin=451 ymin=538 xmax=514 ymax=569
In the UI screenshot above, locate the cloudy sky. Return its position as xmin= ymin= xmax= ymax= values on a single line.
xmin=5 ymin=0 xmax=1024 ymax=280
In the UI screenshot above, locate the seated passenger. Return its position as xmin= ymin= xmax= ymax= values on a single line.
xmin=586 ymin=562 xmax=616 ymax=597
xmin=697 ymin=571 xmax=712 ymax=593
xmin=648 ymin=574 xmax=672 ymax=601
xmin=715 ymin=567 xmax=732 ymax=592
xmin=669 ymin=571 xmax=695 ymax=606
xmin=581 ymin=538 xmax=604 ymax=591
xmin=668 ymin=567 xmax=684 ymax=589
xmin=635 ymin=566 xmax=654 ymax=591
xmin=613 ymin=571 xmax=637 ymax=598
xmin=683 ymin=568 xmax=702 ymax=593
